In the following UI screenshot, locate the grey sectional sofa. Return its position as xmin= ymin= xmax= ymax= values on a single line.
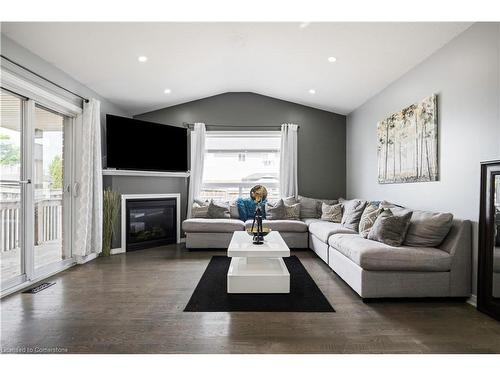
xmin=182 ymin=201 xmax=472 ymax=299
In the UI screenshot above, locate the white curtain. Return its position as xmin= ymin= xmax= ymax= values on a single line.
xmin=74 ymin=98 xmax=103 ymax=257
xmin=187 ymin=123 xmax=206 ymax=218
xmin=280 ymin=123 xmax=299 ymax=198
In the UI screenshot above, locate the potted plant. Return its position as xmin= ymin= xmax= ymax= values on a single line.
xmin=102 ymin=188 xmax=120 ymax=256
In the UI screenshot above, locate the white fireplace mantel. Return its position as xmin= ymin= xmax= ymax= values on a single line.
xmin=119 ymin=193 xmax=181 ymax=254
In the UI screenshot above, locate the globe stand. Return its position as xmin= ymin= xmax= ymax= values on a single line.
xmin=250 ymin=205 xmax=264 ymax=245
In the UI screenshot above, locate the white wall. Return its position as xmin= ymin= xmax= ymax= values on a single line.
xmin=346 ymin=23 xmax=500 ymax=294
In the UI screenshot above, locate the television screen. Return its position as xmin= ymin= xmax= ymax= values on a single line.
xmin=106 ymin=115 xmax=188 ymax=172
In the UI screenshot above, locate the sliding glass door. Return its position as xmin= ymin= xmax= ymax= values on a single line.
xmin=0 ymin=89 xmax=74 ymax=292
xmin=0 ymin=90 xmax=25 ymax=288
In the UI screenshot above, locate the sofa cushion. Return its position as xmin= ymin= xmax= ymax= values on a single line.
xmin=358 ymin=203 xmax=382 ymax=238
xmin=236 ymin=197 xmax=267 ymax=221
xmin=328 ymin=234 xmax=452 ymax=272
xmin=320 ymin=202 xmax=343 ymax=222
xmin=403 ymin=209 xmax=454 ymax=247
xmin=182 ymin=218 xmax=244 ymax=233
xmin=266 ymin=199 xmax=285 ymax=220
xmin=297 ymin=195 xmax=337 ymax=219
xmin=368 ymin=208 xmax=413 ymax=247
xmin=207 ymin=200 xmax=231 ymax=219
xmin=302 ymin=218 xmax=322 ymax=226
xmin=308 ymin=221 xmax=357 ymax=242
xmin=339 ymin=198 xmax=367 ymax=231
xmin=192 ymin=201 xmax=209 ymax=218
xmin=245 ymin=219 xmax=308 ymax=233
xmin=380 ymin=203 xmax=454 ymax=247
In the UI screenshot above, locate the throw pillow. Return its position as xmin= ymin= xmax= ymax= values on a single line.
xmin=297 ymin=195 xmax=319 ymax=218
xmin=266 ymin=199 xmax=285 ymax=220
xmin=207 ymin=200 xmax=230 ymax=219
xmin=320 ymin=202 xmax=343 ymax=222
xmin=229 ymin=201 xmax=240 ymax=219
xmin=297 ymin=195 xmax=337 ymax=219
xmin=367 ymin=208 xmax=413 ymax=247
xmin=339 ymin=198 xmax=367 ymax=231
xmin=191 ymin=201 xmax=209 ymax=218
xmin=403 ymin=210 xmax=454 ymax=247
xmin=358 ymin=203 xmax=382 ymax=238
xmin=284 ymin=202 xmax=301 ymax=220
xmin=236 ymin=197 xmax=267 ymax=221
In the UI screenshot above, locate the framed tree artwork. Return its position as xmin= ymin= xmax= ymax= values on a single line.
xmin=377 ymin=94 xmax=438 ymax=184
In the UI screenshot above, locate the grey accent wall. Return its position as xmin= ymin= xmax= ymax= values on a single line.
xmin=346 ymin=23 xmax=500 ymax=294
xmin=135 ymin=92 xmax=346 ymax=199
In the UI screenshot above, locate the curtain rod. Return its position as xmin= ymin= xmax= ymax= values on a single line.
xmin=1 ymin=54 xmax=90 ymax=103
xmin=183 ymin=122 xmax=299 ymax=129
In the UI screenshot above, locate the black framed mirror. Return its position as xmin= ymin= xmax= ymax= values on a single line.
xmin=478 ymin=160 xmax=500 ymax=320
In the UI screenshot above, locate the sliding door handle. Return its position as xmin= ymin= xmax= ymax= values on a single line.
xmin=19 ymin=179 xmax=32 ymax=184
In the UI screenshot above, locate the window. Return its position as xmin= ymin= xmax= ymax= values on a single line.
xmin=200 ymin=131 xmax=281 ymax=201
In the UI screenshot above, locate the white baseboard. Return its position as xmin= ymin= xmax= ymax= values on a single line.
xmin=76 ymin=252 xmax=98 ymax=264
xmin=110 ymin=247 xmax=125 ymax=255
xmin=467 ymin=294 xmax=477 ymax=307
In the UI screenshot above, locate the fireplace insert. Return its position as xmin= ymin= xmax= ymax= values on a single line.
xmin=125 ymin=198 xmax=176 ymax=251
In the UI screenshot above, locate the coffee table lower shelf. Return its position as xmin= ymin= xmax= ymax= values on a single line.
xmin=227 ymin=257 xmax=290 ymax=294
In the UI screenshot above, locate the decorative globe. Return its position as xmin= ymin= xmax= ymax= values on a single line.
xmin=250 ymin=185 xmax=268 ymax=203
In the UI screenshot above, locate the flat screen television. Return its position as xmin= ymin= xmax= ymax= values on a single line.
xmin=106 ymin=115 xmax=188 ymax=172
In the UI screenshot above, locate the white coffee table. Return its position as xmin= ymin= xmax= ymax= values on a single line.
xmin=227 ymin=231 xmax=290 ymax=293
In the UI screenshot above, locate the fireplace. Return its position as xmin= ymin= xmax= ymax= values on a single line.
xmin=121 ymin=194 xmax=180 ymax=252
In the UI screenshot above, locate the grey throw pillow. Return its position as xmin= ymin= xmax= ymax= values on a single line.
xmin=229 ymin=201 xmax=240 ymax=219
xmin=320 ymin=202 xmax=343 ymax=222
xmin=192 ymin=201 xmax=209 ymax=218
xmin=380 ymin=203 xmax=454 ymax=247
xmin=358 ymin=203 xmax=382 ymax=238
xmin=404 ymin=210 xmax=454 ymax=247
xmin=207 ymin=200 xmax=230 ymax=219
xmin=367 ymin=209 xmax=413 ymax=247
xmin=297 ymin=195 xmax=320 ymax=218
xmin=340 ymin=198 xmax=367 ymax=231
xmin=298 ymin=195 xmax=337 ymax=218
xmin=266 ymin=199 xmax=285 ymax=220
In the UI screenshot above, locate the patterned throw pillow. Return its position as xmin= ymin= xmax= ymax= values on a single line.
xmin=284 ymin=202 xmax=301 ymax=220
xmin=358 ymin=203 xmax=382 ymax=238
xmin=207 ymin=200 xmax=230 ymax=219
xmin=339 ymin=198 xmax=367 ymax=231
xmin=367 ymin=208 xmax=413 ymax=247
xmin=192 ymin=201 xmax=209 ymax=218
xmin=320 ymin=202 xmax=343 ymax=222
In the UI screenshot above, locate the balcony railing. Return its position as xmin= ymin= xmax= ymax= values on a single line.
xmin=200 ymin=182 xmax=280 ymax=202
xmin=0 ymin=198 xmax=62 ymax=252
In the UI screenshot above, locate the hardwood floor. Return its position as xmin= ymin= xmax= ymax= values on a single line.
xmin=1 ymin=245 xmax=500 ymax=354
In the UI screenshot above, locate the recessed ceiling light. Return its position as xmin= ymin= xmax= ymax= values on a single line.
xmin=308 ymin=89 xmax=316 ymax=94
xmin=164 ymin=88 xmax=172 ymax=94
xmin=327 ymin=56 xmax=337 ymax=63
xmin=138 ymin=56 xmax=148 ymax=63
xmin=299 ymin=22 xmax=310 ymax=29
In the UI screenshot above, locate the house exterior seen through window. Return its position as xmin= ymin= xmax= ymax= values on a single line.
xmin=200 ymin=131 xmax=281 ymax=202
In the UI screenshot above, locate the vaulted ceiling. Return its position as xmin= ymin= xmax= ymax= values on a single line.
xmin=1 ymin=22 xmax=472 ymax=115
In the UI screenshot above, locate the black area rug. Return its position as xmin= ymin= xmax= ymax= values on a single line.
xmin=184 ymin=256 xmax=334 ymax=312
